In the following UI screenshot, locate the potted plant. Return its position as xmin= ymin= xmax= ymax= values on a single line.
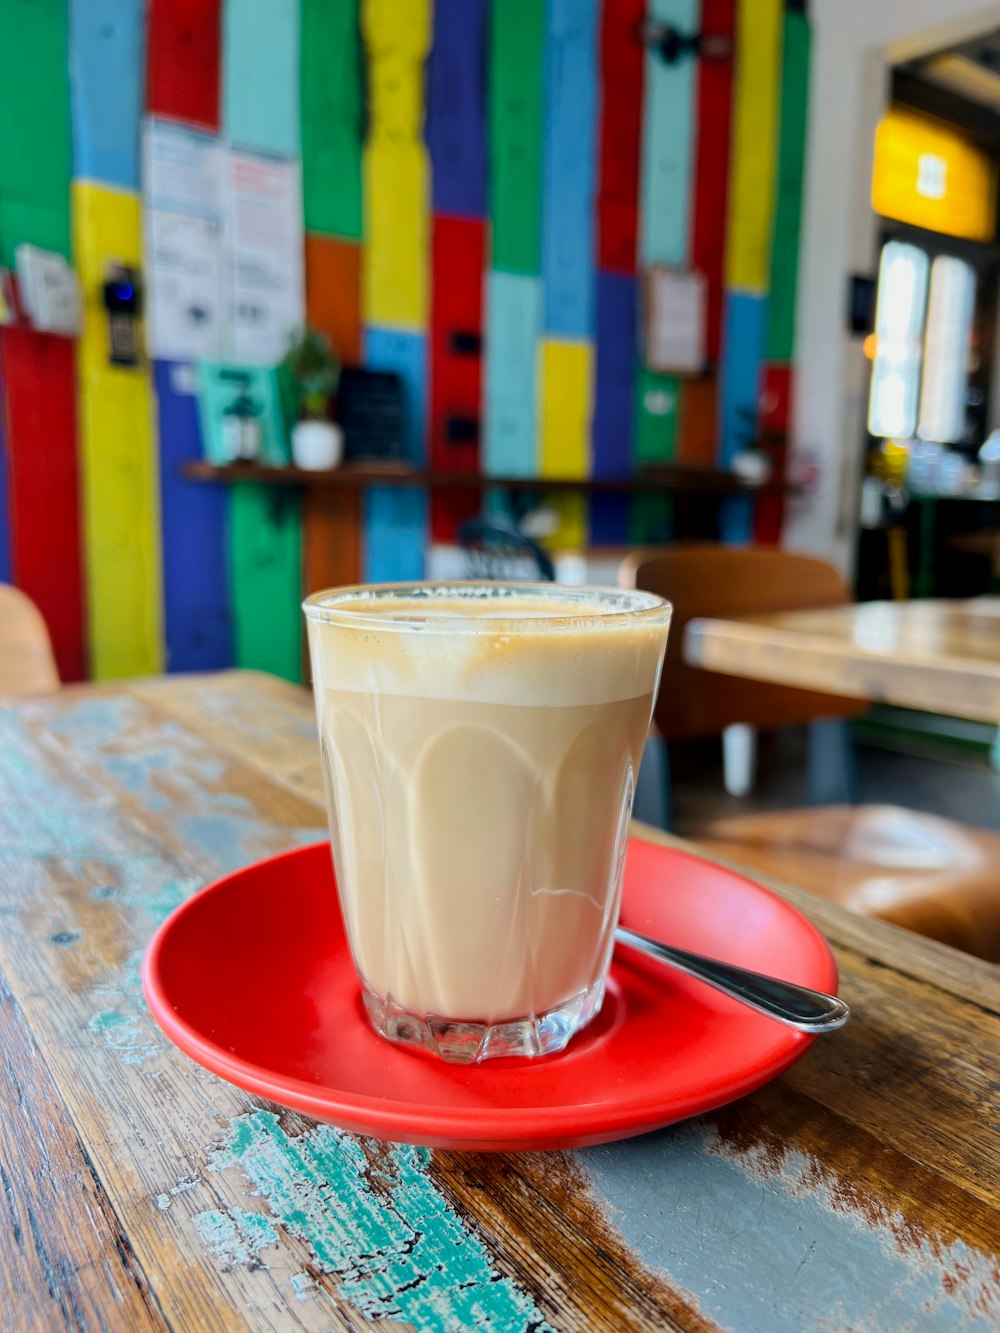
xmin=282 ymin=327 xmax=343 ymax=470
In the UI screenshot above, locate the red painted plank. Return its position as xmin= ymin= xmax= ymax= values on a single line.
xmin=753 ymin=362 xmax=791 ymax=545
xmin=1 ymin=327 xmax=85 ymax=681
xmin=147 ymin=0 xmax=221 ymax=132
xmin=429 ymin=215 xmax=484 ymax=542
xmin=690 ymin=0 xmax=735 ymax=362
xmin=597 ymin=0 xmax=646 ymax=274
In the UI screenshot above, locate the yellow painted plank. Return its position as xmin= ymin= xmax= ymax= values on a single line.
xmin=724 ymin=0 xmax=783 ymax=293
xmin=539 ymin=339 xmax=593 ymax=478
xmin=73 ymin=181 xmax=163 ymax=678
xmin=361 ymin=0 xmax=431 ymax=330
xmin=539 ymin=339 xmax=592 ymax=551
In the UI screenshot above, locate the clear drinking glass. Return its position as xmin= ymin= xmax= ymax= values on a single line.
xmin=303 ymin=582 xmax=671 ymax=1063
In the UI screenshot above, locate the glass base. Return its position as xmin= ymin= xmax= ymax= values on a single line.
xmin=361 ymin=978 xmax=607 ymax=1064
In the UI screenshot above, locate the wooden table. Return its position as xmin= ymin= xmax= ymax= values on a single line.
xmin=684 ymin=597 xmax=1000 ymax=724
xmin=1 ymin=671 xmax=997 ymax=1331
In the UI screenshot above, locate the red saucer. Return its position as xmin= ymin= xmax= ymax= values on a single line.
xmin=143 ymin=839 xmax=837 ymax=1151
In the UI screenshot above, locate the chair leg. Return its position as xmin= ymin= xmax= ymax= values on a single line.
xmin=806 ymin=718 xmax=857 ymax=805
xmin=722 ymin=724 xmax=757 ymax=798
xmin=634 ymin=733 xmax=672 ymax=831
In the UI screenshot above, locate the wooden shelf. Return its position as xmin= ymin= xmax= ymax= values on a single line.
xmin=181 ymin=461 xmax=786 ymax=496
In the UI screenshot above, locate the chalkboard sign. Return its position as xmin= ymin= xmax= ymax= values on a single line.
xmin=337 ymin=367 xmax=406 ymax=463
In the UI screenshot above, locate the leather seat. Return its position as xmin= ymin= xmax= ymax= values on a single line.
xmin=700 ymin=804 xmax=1000 ymax=962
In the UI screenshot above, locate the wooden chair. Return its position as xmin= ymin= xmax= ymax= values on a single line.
xmin=0 ymin=584 xmax=60 ymax=697
xmin=699 ymin=805 xmax=1000 ymax=963
xmin=620 ymin=545 xmax=865 ymax=821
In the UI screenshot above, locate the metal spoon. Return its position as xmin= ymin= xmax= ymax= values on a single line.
xmin=615 ymin=925 xmax=850 ymax=1032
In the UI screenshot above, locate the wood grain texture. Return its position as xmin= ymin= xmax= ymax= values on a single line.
xmin=685 ymin=597 xmax=1000 ymax=724
xmin=0 ymin=672 xmax=997 ymax=1331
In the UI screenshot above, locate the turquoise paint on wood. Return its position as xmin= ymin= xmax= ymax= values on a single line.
xmin=223 ymin=0 xmax=300 ymax=156
xmin=209 ymin=1111 xmax=555 ymax=1332
xmin=300 ymin=0 xmax=363 ymax=239
xmin=483 ymin=272 xmax=541 ymax=477
xmin=228 ymin=484 xmax=303 ymax=683
xmin=638 ymin=0 xmax=699 ymax=268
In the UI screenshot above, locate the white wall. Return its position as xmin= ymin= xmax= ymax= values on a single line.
xmin=785 ymin=0 xmax=1000 ymax=575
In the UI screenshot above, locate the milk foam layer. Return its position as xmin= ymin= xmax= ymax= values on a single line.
xmin=308 ymin=594 xmax=666 ymax=708
xmin=306 ymin=588 xmax=670 ymax=1032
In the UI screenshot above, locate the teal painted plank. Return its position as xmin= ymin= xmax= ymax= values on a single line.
xmin=765 ymin=12 xmax=811 ymax=362
xmin=223 ymin=0 xmax=300 ymax=156
xmin=488 ymin=0 xmax=545 ymax=275
xmin=483 ymin=272 xmax=541 ymax=477
xmin=638 ymin=0 xmax=698 ymax=268
xmin=209 ymin=1112 xmax=555 ymax=1332
xmin=300 ymin=0 xmax=363 ymax=238
xmin=228 ymin=483 xmax=302 ymax=682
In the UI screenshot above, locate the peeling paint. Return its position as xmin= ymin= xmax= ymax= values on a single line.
xmin=208 ymin=1110 xmax=554 ymax=1333
xmin=192 ymin=1206 xmax=279 ymax=1270
xmin=583 ymin=1121 xmax=1000 ymax=1333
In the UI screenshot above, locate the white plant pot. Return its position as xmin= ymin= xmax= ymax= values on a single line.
xmin=292 ymin=419 xmax=343 ymax=471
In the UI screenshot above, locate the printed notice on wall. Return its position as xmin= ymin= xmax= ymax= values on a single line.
xmin=142 ymin=119 xmax=225 ymax=361
xmin=225 ymin=150 xmax=304 ymax=366
xmin=642 ymin=267 xmax=707 ymax=376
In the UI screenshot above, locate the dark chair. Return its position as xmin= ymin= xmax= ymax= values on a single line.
xmin=457 ymin=518 xmax=556 ymax=582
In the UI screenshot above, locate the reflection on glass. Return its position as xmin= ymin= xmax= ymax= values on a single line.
xmin=868 ymin=242 xmax=929 ymax=439
xmin=918 ymin=256 xmax=975 ymax=443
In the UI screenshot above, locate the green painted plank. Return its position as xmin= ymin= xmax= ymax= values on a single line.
xmin=0 ymin=199 xmax=71 ymax=269
xmin=0 ymin=0 xmax=72 ymax=264
xmin=300 ymin=0 xmax=363 ymax=239
xmin=765 ymin=13 xmax=811 ymax=363
xmin=628 ymin=493 xmax=673 ymax=546
xmin=634 ymin=368 xmax=679 ymax=465
xmin=229 ymin=484 xmax=303 ymax=683
xmin=488 ymin=0 xmax=545 ymax=275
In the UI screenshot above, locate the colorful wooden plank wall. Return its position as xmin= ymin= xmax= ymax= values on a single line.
xmin=0 ymin=0 xmax=812 ymax=683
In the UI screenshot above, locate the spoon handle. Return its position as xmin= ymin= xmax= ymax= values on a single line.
xmin=615 ymin=926 xmax=850 ymax=1033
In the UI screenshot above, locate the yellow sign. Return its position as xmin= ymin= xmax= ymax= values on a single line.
xmin=872 ymin=107 xmax=996 ymax=243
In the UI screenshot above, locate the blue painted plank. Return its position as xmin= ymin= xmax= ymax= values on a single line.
xmin=638 ymin=0 xmax=698 ymax=268
xmin=363 ymin=327 xmax=428 ymax=465
xmin=362 ymin=487 xmax=428 ymax=583
xmin=589 ymin=493 xmax=631 ymax=546
xmin=718 ymin=290 xmax=766 ymax=544
xmin=483 ymin=272 xmax=541 ymax=477
xmin=154 ymin=361 xmax=233 ymax=673
xmin=69 ymin=0 xmax=145 ymax=188
xmin=223 ymin=0 xmax=300 ymax=156
xmin=427 ymin=0 xmax=487 ymax=218
xmin=0 ymin=349 xmax=11 ymax=583
xmin=719 ymin=290 xmax=766 ymax=466
xmin=592 ymin=271 xmax=636 ymax=479
xmin=541 ymin=0 xmax=600 ymax=338
xmin=362 ymin=327 xmax=429 ymax=581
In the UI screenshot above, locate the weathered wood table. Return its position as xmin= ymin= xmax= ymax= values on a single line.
xmin=684 ymin=596 xmax=1000 ymax=723
xmin=1 ymin=671 xmax=997 ymax=1331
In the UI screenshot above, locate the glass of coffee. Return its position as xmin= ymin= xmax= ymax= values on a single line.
xmin=303 ymin=583 xmax=671 ymax=1063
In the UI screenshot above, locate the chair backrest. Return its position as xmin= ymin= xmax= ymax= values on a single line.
xmin=457 ymin=518 xmax=556 ymax=582
xmin=620 ymin=545 xmax=863 ymax=740
xmin=0 ymin=585 xmax=60 ymax=698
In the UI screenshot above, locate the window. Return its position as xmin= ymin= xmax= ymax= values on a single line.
xmin=867 ymin=241 xmax=977 ymax=443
